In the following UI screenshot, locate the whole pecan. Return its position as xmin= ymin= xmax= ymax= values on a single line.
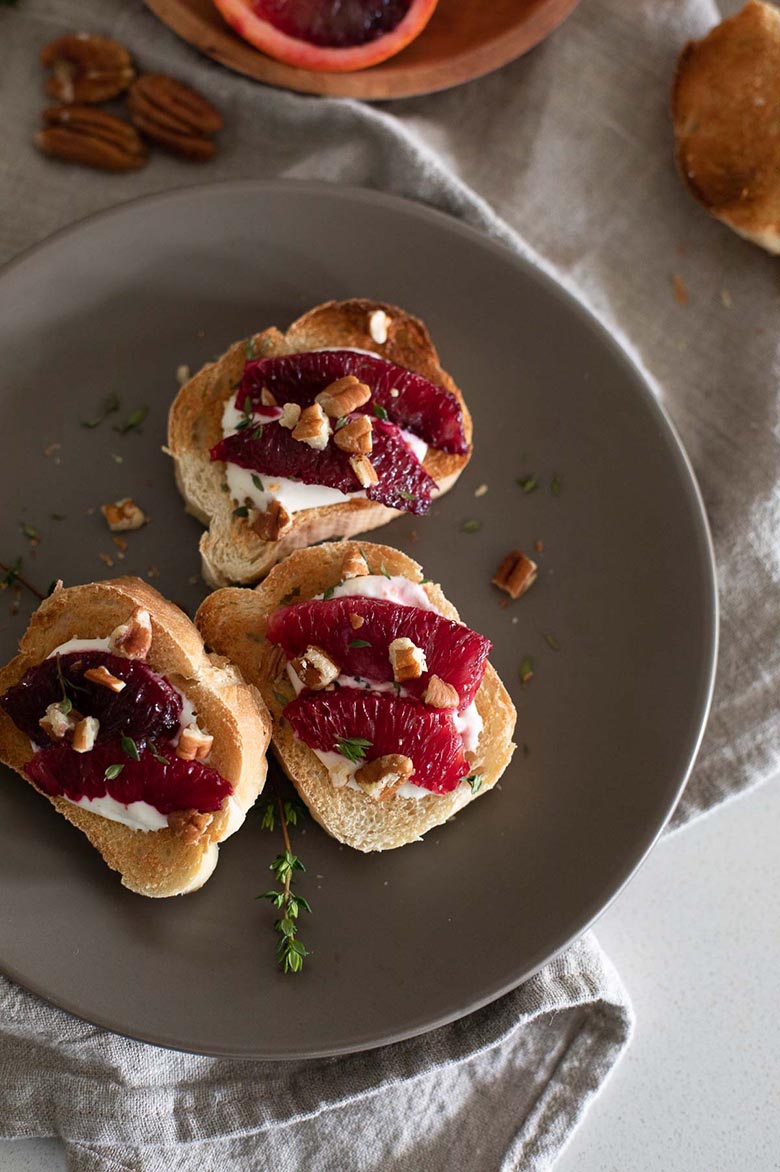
xmin=36 ymin=106 xmax=147 ymax=172
xmin=40 ymin=33 xmax=135 ymax=104
xmin=127 ymin=74 xmax=222 ymax=160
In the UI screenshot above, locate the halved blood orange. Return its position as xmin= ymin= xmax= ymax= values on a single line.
xmin=211 ymin=0 xmax=440 ymax=72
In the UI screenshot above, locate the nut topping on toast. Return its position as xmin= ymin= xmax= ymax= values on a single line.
xmin=176 ymin=724 xmax=214 ymax=762
xmin=167 ymin=808 xmax=214 ymax=844
xmin=354 ymin=753 xmax=413 ymax=800
xmin=279 ymin=402 xmax=302 ymax=430
xmin=292 ymin=403 xmax=331 ymax=450
xmin=333 ymin=415 xmax=373 ymax=455
xmin=349 ymin=454 xmax=379 ymax=488
xmin=492 ymin=551 xmax=538 ymax=600
xmin=423 ymin=675 xmax=459 ymax=709
xmin=315 ymin=375 xmax=371 ymax=417
xmin=40 ymin=33 xmax=135 ymax=104
xmin=108 ymin=607 xmax=152 ymax=660
xmin=251 ymin=500 xmax=292 ymax=542
xmin=368 ymin=309 xmax=391 ymax=345
xmin=291 ymin=646 xmax=340 ymax=691
xmin=341 ymin=547 xmax=370 ymax=579
xmin=72 ymin=715 xmax=99 ymax=754
xmin=101 ymin=498 xmax=148 ymax=532
xmin=388 ymin=637 xmax=427 ymax=682
xmin=84 ymin=665 xmax=126 ymax=692
xmin=39 ymin=702 xmax=80 ymax=742
xmin=348 ymin=613 xmax=365 ymax=630
xmin=260 ymin=387 xmax=277 ymax=406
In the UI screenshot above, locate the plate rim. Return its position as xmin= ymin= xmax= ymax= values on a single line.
xmin=0 ymin=179 xmax=719 ymax=1059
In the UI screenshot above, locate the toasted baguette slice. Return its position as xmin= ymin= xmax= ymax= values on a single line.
xmin=168 ymin=299 xmax=473 ymax=588
xmin=196 ymin=542 xmax=516 ymax=852
xmin=673 ymin=0 xmax=780 ymax=253
xmin=0 ymin=577 xmax=271 ymax=897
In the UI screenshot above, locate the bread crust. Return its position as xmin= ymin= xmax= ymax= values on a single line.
xmin=672 ymin=0 xmax=780 ymax=252
xmin=196 ymin=542 xmax=516 ymax=852
xmin=0 ymin=577 xmax=271 ymax=897
xmin=168 ymin=299 xmax=473 ymax=587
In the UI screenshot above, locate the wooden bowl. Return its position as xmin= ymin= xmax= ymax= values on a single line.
xmin=143 ymin=0 xmax=581 ymax=100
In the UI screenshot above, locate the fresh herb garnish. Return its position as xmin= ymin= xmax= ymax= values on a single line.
xmin=272 ymin=690 xmax=290 ymax=707
xmin=373 ymin=403 xmax=389 ymax=421
xmin=519 ymin=655 xmax=534 ymax=684
xmin=379 ymin=563 xmax=391 ymax=580
xmin=516 ymin=475 xmax=538 ymax=494
xmin=121 ymin=735 xmax=140 ymax=761
xmin=398 ymin=489 xmax=416 ymax=501
xmin=335 ymin=416 xmax=348 ymax=430
xmin=251 ymin=474 xmax=265 ymax=492
xmin=336 ymin=736 xmax=372 ymax=764
xmin=82 ymin=392 xmax=120 ymax=429
xmin=551 ymin=474 xmax=562 ymax=496
xmin=349 ymin=639 xmax=371 ymax=648
xmin=148 ymin=742 xmax=169 ymax=765
xmin=462 ymin=519 xmax=481 ymax=533
xmin=245 ymin=337 xmax=257 ymax=359
xmin=464 ymin=773 xmax=484 ymax=794
xmin=21 ymin=523 xmax=39 ymax=542
xmin=235 ymin=395 xmax=254 ymax=431
xmin=322 ymin=585 xmax=336 ymax=600
xmin=0 ymin=558 xmax=45 ymax=601
xmin=249 ymin=423 xmax=264 ymax=441
xmin=114 ymin=406 xmax=148 ymax=435
xmin=104 ymin=763 xmax=124 ymax=780
xmin=543 ymin=632 xmax=561 ymax=651
xmin=392 ymin=680 xmax=401 ymax=695
xmin=233 ymin=505 xmax=250 ymax=518
xmin=257 ymin=788 xmax=311 ymax=974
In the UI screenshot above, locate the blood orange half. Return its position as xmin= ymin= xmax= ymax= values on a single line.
xmin=211 ymin=0 xmax=440 ymax=72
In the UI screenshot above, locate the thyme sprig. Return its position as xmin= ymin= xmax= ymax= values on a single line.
xmin=0 ymin=559 xmax=46 ymax=601
xmin=257 ymin=788 xmax=311 ymax=974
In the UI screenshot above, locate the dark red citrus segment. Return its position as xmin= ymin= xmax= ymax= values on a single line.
xmin=284 ymin=688 xmax=469 ymax=794
xmin=253 ymin=0 xmax=412 ymax=47
xmin=269 ymin=596 xmax=491 ymax=709
xmin=0 ymin=651 xmax=182 ymax=747
xmin=26 ymin=738 xmax=232 ymax=814
xmin=211 ymin=416 xmax=435 ymax=514
xmin=240 ymin=349 xmax=467 ymax=454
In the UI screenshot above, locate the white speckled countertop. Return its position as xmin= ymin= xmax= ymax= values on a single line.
xmin=2 ymin=777 xmax=778 ymax=1171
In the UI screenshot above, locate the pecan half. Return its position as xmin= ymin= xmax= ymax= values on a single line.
xmin=316 ymin=375 xmax=371 ymax=418
xmin=167 ymin=808 xmax=214 ymax=844
xmin=40 ymin=33 xmax=135 ymax=104
xmin=36 ymin=106 xmax=146 ymax=172
xmin=128 ymin=74 xmax=222 ymax=160
xmin=492 ymin=551 xmax=538 ymax=600
xmin=354 ymin=754 xmax=414 ymax=800
xmin=334 ymin=415 xmax=372 ymax=455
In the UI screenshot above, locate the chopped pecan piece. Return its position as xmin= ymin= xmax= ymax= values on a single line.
xmin=36 ymin=106 xmax=146 ymax=172
xmin=354 ymin=754 xmax=413 ymax=800
xmin=167 ymin=808 xmax=214 ymax=844
xmin=40 ymin=33 xmax=135 ymax=104
xmin=84 ymin=665 xmax=126 ymax=692
xmin=101 ymin=497 xmax=148 ymax=532
xmin=341 ymin=546 xmax=370 ymax=579
xmin=291 ymin=645 xmax=340 ymax=691
xmin=423 ymin=675 xmax=459 ymax=709
xmin=333 ymin=415 xmax=372 ymax=455
xmin=315 ymin=375 xmax=371 ymax=418
xmin=293 ymin=403 xmax=331 ymax=450
xmin=39 ymin=702 xmax=79 ymax=742
xmin=368 ymin=309 xmax=391 ymax=345
xmin=127 ymin=74 xmax=222 ymax=160
xmin=260 ymin=387 xmax=277 ymax=406
xmin=176 ymin=724 xmax=213 ymax=762
xmin=492 ymin=551 xmax=538 ymax=600
xmin=72 ymin=715 xmax=99 ymax=754
xmin=349 ymin=454 xmax=379 ymax=488
xmin=279 ymin=402 xmax=302 ymax=430
xmin=251 ymin=499 xmax=292 ymax=542
xmin=108 ymin=607 xmax=152 ymax=660
xmin=388 ymin=637 xmax=427 ymax=682
xmin=348 ymin=613 xmax=365 ymax=630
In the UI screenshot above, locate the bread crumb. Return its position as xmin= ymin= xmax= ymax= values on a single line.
xmin=147 ymin=565 xmax=160 ymax=579
xmin=534 ymin=539 xmax=544 ymax=553
xmin=98 ymin=552 xmax=114 ymax=567
xmin=176 ymin=364 xmax=191 ymax=386
xmin=474 ymin=484 xmax=488 ymax=498
xmin=673 ymin=274 xmax=688 ymax=305
xmin=43 ymin=442 xmax=60 ymax=458
xmin=721 ymin=288 xmax=733 ymax=307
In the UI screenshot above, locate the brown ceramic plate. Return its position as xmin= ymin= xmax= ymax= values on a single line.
xmin=143 ymin=0 xmax=580 ymax=99
xmin=0 ymin=181 xmax=717 ymax=1058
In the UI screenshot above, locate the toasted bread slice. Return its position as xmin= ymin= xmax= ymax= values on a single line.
xmin=0 ymin=577 xmax=270 ymax=897
xmin=168 ymin=299 xmax=473 ymax=588
xmin=673 ymin=0 xmax=780 ymax=253
xmin=196 ymin=542 xmax=516 ymax=852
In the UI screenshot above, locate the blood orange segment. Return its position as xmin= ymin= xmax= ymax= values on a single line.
xmin=269 ymin=596 xmax=491 ymax=709
xmin=212 ymin=0 xmax=439 ymax=72
xmin=284 ymin=688 xmax=468 ymax=793
xmin=0 ymin=651 xmax=182 ymax=747
xmin=26 ymin=738 xmax=232 ymax=814
xmin=240 ymin=349 xmax=468 ymax=454
xmin=211 ymin=415 xmax=435 ymax=514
